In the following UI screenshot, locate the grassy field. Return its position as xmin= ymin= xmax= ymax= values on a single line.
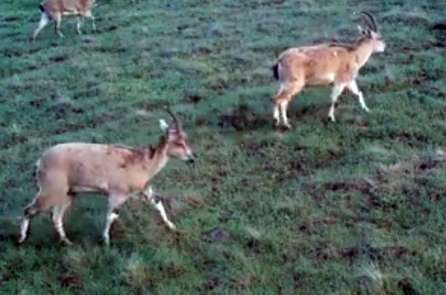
xmin=1 ymin=0 xmax=446 ymax=293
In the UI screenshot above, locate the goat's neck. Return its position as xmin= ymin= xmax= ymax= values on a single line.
xmin=353 ymin=39 xmax=374 ymax=68
xmin=143 ymin=138 xmax=169 ymax=181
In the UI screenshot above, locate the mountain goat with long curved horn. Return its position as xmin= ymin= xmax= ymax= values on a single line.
xmin=272 ymin=12 xmax=386 ymax=128
xmin=32 ymin=0 xmax=97 ymax=40
xmin=19 ymin=110 xmax=195 ymax=245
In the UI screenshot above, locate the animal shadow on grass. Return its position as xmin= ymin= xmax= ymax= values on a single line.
xmin=0 ymin=218 xmax=20 ymax=245
xmin=0 ymin=216 xmax=65 ymax=247
xmin=218 ymin=104 xmax=272 ymax=131
xmin=274 ymin=101 xmax=339 ymax=131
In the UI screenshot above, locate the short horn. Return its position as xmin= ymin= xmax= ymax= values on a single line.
xmin=166 ymin=108 xmax=181 ymax=129
xmin=361 ymin=11 xmax=378 ymax=32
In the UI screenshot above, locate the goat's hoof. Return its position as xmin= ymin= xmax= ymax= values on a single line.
xmin=276 ymin=124 xmax=292 ymax=132
xmin=103 ymin=236 xmax=110 ymax=246
xmin=62 ymin=238 xmax=73 ymax=246
xmin=278 ymin=123 xmax=292 ymax=131
xmin=167 ymin=223 xmax=177 ymax=231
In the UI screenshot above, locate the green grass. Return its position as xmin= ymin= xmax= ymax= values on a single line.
xmin=1 ymin=0 xmax=446 ymax=293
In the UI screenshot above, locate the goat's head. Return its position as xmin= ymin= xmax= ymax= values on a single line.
xmin=358 ymin=12 xmax=386 ymax=53
xmin=160 ymin=109 xmax=195 ymax=163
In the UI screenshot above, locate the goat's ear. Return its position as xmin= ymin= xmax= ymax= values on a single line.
xmin=159 ymin=119 xmax=169 ymax=132
xmin=358 ymin=25 xmax=371 ymax=37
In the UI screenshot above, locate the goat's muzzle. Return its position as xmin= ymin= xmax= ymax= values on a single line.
xmin=186 ymin=153 xmax=197 ymax=165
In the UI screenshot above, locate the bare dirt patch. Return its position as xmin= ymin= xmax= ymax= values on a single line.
xmin=202 ymin=227 xmax=231 ymax=243
xmin=304 ymin=177 xmax=376 ymax=200
xmin=379 ymin=148 xmax=446 ymax=176
xmin=201 ymin=276 xmax=222 ymax=291
xmin=432 ymin=21 xmax=446 ymax=47
xmin=47 ymin=97 xmax=84 ymax=120
xmin=58 ymin=274 xmax=84 ymax=289
xmin=218 ymin=104 xmax=269 ymax=131
xmin=3 ymin=16 xmax=20 ymax=22
xmin=183 ymin=94 xmax=204 ymax=104
xmin=312 ymin=245 xmax=418 ymax=263
xmin=49 ymin=55 xmax=69 ymax=64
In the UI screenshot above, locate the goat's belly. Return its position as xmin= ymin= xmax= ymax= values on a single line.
xmin=71 ymin=186 xmax=100 ymax=193
xmin=62 ymin=10 xmax=80 ymax=16
xmin=70 ymin=180 xmax=110 ymax=194
xmin=306 ymin=73 xmax=335 ymax=85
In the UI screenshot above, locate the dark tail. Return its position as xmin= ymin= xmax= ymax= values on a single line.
xmin=39 ymin=4 xmax=45 ymax=12
xmin=272 ymin=63 xmax=279 ymax=80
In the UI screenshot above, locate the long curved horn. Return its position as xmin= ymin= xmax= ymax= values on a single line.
xmin=166 ymin=108 xmax=182 ymax=130
xmin=361 ymin=11 xmax=378 ymax=32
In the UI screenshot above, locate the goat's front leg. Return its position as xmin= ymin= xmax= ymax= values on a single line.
xmin=76 ymin=17 xmax=83 ymax=35
xmin=143 ymin=186 xmax=176 ymax=231
xmin=52 ymin=202 xmax=72 ymax=245
xmin=32 ymin=12 xmax=50 ymax=41
xmin=85 ymin=11 xmax=96 ymax=32
xmin=54 ymin=13 xmax=64 ymax=38
xmin=348 ymin=80 xmax=370 ymax=112
xmin=328 ymin=83 xmax=346 ymax=122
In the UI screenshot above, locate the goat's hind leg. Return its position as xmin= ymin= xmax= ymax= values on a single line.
xmin=328 ymin=83 xmax=346 ymax=122
xmin=18 ymin=201 xmax=39 ymax=244
xmin=76 ymin=17 xmax=83 ymax=35
xmin=273 ymin=81 xmax=304 ymax=129
xmin=103 ymin=194 xmax=128 ymax=245
xmin=85 ymin=10 xmax=96 ymax=32
xmin=348 ymin=80 xmax=370 ymax=113
xmin=32 ymin=12 xmax=50 ymax=41
xmin=272 ymin=84 xmax=284 ymax=127
xmin=53 ymin=13 xmax=64 ymax=38
xmin=18 ymin=190 xmax=50 ymax=244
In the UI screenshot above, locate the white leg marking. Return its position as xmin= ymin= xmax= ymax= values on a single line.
xmin=153 ymin=201 xmax=176 ymax=230
xmin=273 ymin=84 xmax=285 ymax=126
xmin=86 ymin=11 xmax=96 ymax=32
xmin=348 ymin=80 xmax=370 ymax=112
xmin=33 ymin=13 xmax=50 ymax=40
xmin=54 ymin=16 xmax=64 ymax=38
xmin=328 ymin=84 xmax=346 ymax=122
xmin=91 ymin=16 xmax=96 ymax=32
xmin=52 ymin=203 xmax=72 ymax=245
xmin=143 ymin=188 xmax=176 ymax=230
xmin=19 ymin=218 xmax=30 ymax=243
xmin=143 ymin=186 xmax=154 ymax=199
xmin=103 ymin=194 xmax=128 ymax=245
xmin=76 ymin=17 xmax=83 ymax=35
xmin=273 ymin=104 xmax=280 ymax=126
xmin=103 ymin=211 xmax=119 ymax=245
xmin=280 ymin=101 xmax=291 ymax=128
